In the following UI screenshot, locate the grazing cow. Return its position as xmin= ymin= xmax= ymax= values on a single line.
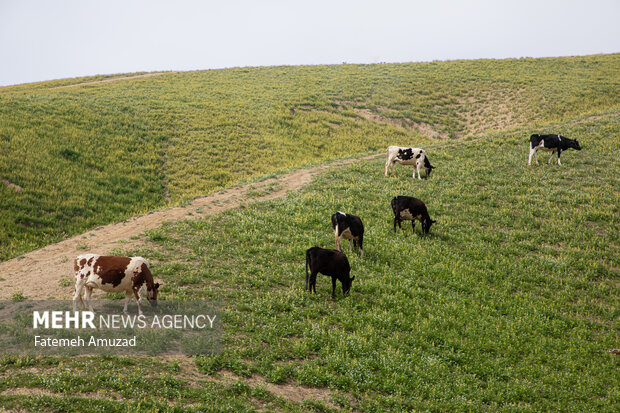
xmin=305 ymin=247 xmax=355 ymax=299
xmin=528 ymin=134 xmax=581 ymax=166
xmin=331 ymin=212 xmax=364 ymax=257
xmin=73 ymin=254 xmax=160 ymax=315
xmin=385 ymin=146 xmax=435 ymax=179
xmin=391 ymin=196 xmax=436 ymax=234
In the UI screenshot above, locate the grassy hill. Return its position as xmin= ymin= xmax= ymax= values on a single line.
xmin=0 ymin=54 xmax=619 ymax=261
xmin=1 ymin=114 xmax=617 ymax=411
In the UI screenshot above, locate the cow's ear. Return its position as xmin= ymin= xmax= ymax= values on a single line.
xmin=431 ymin=220 xmax=437 ymax=224
xmin=154 ymin=282 xmax=160 ymax=289
xmin=350 ymin=276 xmax=355 ymax=281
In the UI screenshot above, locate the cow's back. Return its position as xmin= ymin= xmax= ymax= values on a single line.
xmin=392 ymin=196 xmax=428 ymax=216
xmin=332 ymin=212 xmax=363 ymax=236
xmin=307 ymin=248 xmax=350 ymax=277
xmin=77 ymin=255 xmax=149 ymax=292
xmin=387 ymin=146 xmax=401 ymax=157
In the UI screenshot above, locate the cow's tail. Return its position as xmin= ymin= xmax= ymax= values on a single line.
xmin=305 ymin=249 xmax=311 ymax=290
xmin=334 ymin=223 xmax=340 ymax=250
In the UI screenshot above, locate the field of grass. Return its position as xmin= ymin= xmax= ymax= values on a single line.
xmin=1 ymin=114 xmax=617 ymax=411
xmin=1 ymin=54 xmax=619 ymax=260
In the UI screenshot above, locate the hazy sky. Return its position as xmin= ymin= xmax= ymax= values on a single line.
xmin=1 ymin=0 xmax=618 ymax=86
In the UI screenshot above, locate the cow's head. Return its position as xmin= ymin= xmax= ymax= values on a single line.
xmin=425 ymin=164 xmax=435 ymax=177
xmin=423 ymin=156 xmax=435 ymax=178
xmin=147 ymin=282 xmax=160 ymax=307
xmin=422 ymin=218 xmax=436 ymax=234
xmin=343 ymin=276 xmax=355 ymax=296
xmin=570 ymin=139 xmax=582 ymax=150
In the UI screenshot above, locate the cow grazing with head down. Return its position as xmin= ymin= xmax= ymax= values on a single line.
xmin=331 ymin=212 xmax=364 ymax=257
xmin=391 ymin=196 xmax=436 ymax=234
xmin=73 ymin=254 xmax=160 ymax=315
xmin=385 ymin=146 xmax=435 ymax=179
xmin=305 ymin=247 xmax=355 ymax=299
xmin=528 ymin=134 xmax=581 ymax=166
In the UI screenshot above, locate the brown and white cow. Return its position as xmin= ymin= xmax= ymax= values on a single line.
xmin=73 ymin=254 xmax=160 ymax=315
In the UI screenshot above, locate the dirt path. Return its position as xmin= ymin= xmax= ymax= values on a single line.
xmin=51 ymin=72 xmax=176 ymax=89
xmin=0 ymin=154 xmax=382 ymax=300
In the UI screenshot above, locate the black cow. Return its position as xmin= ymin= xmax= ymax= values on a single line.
xmin=331 ymin=212 xmax=364 ymax=257
xmin=391 ymin=196 xmax=436 ymax=234
xmin=305 ymin=247 xmax=355 ymax=299
xmin=528 ymin=134 xmax=581 ymax=166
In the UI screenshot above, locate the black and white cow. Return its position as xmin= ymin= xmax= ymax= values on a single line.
xmin=391 ymin=196 xmax=436 ymax=234
xmin=385 ymin=146 xmax=435 ymax=179
xmin=528 ymin=134 xmax=581 ymax=166
xmin=331 ymin=212 xmax=364 ymax=257
xmin=305 ymin=247 xmax=355 ymax=299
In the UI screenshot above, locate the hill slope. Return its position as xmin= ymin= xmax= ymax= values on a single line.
xmin=1 ymin=54 xmax=619 ymax=260
xmin=1 ymin=113 xmax=617 ymax=411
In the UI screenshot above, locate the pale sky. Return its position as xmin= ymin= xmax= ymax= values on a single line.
xmin=1 ymin=0 xmax=618 ymax=86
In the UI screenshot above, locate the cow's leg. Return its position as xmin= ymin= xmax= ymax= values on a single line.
xmin=386 ymin=158 xmax=397 ymax=176
xmin=123 ymin=291 xmax=132 ymax=314
xmin=528 ymin=147 xmax=535 ymax=166
xmin=415 ymin=162 xmax=422 ymax=180
xmin=393 ymin=216 xmax=399 ymax=232
xmin=310 ymin=271 xmax=318 ymax=294
xmin=391 ymin=160 xmax=398 ymax=176
xmin=412 ymin=220 xmax=415 ymax=233
xmin=331 ymin=277 xmax=337 ymax=299
xmin=557 ymin=149 xmax=562 ymax=166
xmin=547 ymin=151 xmax=555 ymax=164
xmin=133 ymin=289 xmax=144 ymax=315
xmin=73 ymin=279 xmax=85 ymax=311
xmin=83 ymin=286 xmax=94 ymax=313
xmin=334 ymin=229 xmax=341 ymax=252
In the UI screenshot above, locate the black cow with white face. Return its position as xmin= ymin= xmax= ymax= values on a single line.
xmin=331 ymin=212 xmax=364 ymax=257
xmin=305 ymin=247 xmax=355 ymax=299
xmin=528 ymin=134 xmax=581 ymax=166
xmin=391 ymin=196 xmax=436 ymax=234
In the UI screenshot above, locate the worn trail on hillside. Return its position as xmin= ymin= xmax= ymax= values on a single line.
xmin=0 ymin=154 xmax=383 ymax=300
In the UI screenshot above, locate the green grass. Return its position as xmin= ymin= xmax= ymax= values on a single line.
xmin=1 ymin=54 xmax=619 ymax=260
xmin=2 ymin=115 xmax=617 ymax=411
